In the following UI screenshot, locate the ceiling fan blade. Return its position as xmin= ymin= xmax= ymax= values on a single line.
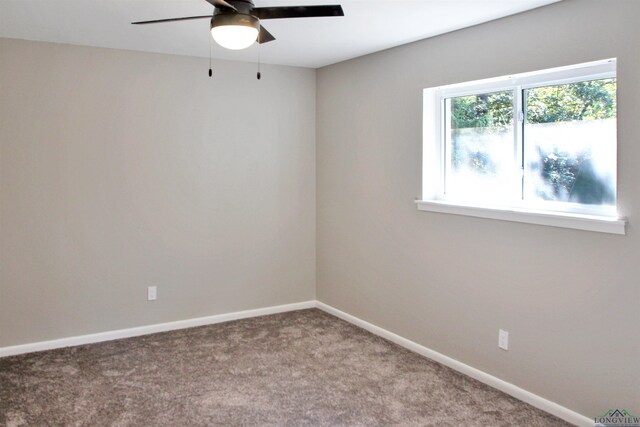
xmin=257 ymin=26 xmax=276 ymax=44
xmin=204 ymin=0 xmax=238 ymax=12
xmin=132 ymin=15 xmax=212 ymax=25
xmin=253 ymin=5 xmax=344 ymax=20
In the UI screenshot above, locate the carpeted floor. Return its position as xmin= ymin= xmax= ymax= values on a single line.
xmin=0 ymin=309 xmax=571 ymax=426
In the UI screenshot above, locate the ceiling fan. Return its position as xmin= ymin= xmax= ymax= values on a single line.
xmin=132 ymin=0 xmax=344 ymax=51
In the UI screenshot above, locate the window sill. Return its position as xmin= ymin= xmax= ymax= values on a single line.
xmin=415 ymin=200 xmax=626 ymax=235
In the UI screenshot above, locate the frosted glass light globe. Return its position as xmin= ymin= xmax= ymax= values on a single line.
xmin=211 ymin=25 xmax=258 ymax=50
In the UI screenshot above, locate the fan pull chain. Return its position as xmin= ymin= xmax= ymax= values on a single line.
xmin=208 ymin=36 xmax=213 ymax=77
xmin=257 ymin=40 xmax=261 ymax=80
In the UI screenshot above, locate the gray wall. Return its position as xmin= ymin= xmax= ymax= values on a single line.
xmin=316 ymin=0 xmax=639 ymax=418
xmin=0 ymin=38 xmax=316 ymax=347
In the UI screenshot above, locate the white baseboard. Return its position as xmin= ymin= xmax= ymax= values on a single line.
xmin=0 ymin=300 xmax=315 ymax=358
xmin=315 ymin=301 xmax=592 ymax=427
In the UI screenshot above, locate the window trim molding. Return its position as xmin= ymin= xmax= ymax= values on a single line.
xmin=415 ymin=199 xmax=626 ymax=235
xmin=420 ymin=59 xmax=625 ymax=234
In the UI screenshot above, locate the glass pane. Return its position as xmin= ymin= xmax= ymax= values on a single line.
xmin=524 ymin=79 xmax=616 ymax=208
xmin=445 ymin=91 xmax=515 ymax=202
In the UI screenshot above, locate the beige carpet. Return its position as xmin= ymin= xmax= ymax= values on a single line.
xmin=0 ymin=309 xmax=571 ymax=426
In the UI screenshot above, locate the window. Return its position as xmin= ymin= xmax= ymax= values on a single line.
xmin=419 ymin=59 xmax=625 ymax=234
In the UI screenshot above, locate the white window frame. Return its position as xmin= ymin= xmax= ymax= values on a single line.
xmin=418 ymin=59 xmax=626 ymax=234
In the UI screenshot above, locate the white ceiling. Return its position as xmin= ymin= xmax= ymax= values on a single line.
xmin=0 ymin=0 xmax=559 ymax=68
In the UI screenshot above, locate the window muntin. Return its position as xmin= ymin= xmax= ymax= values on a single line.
xmin=431 ymin=60 xmax=617 ymax=218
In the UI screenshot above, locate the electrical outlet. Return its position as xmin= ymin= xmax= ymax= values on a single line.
xmin=147 ymin=286 xmax=157 ymax=301
xmin=498 ymin=329 xmax=509 ymax=350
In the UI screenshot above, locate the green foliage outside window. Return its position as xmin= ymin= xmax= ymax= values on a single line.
xmin=526 ymin=79 xmax=616 ymax=124
xmin=450 ymin=79 xmax=616 ymax=128
xmin=451 ymin=91 xmax=513 ymax=129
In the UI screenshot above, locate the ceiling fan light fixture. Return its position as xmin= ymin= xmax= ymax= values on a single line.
xmin=210 ymin=13 xmax=259 ymax=50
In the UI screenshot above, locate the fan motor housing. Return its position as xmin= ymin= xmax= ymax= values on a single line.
xmin=217 ymin=0 xmax=256 ymax=16
xmin=210 ymin=12 xmax=259 ymax=32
